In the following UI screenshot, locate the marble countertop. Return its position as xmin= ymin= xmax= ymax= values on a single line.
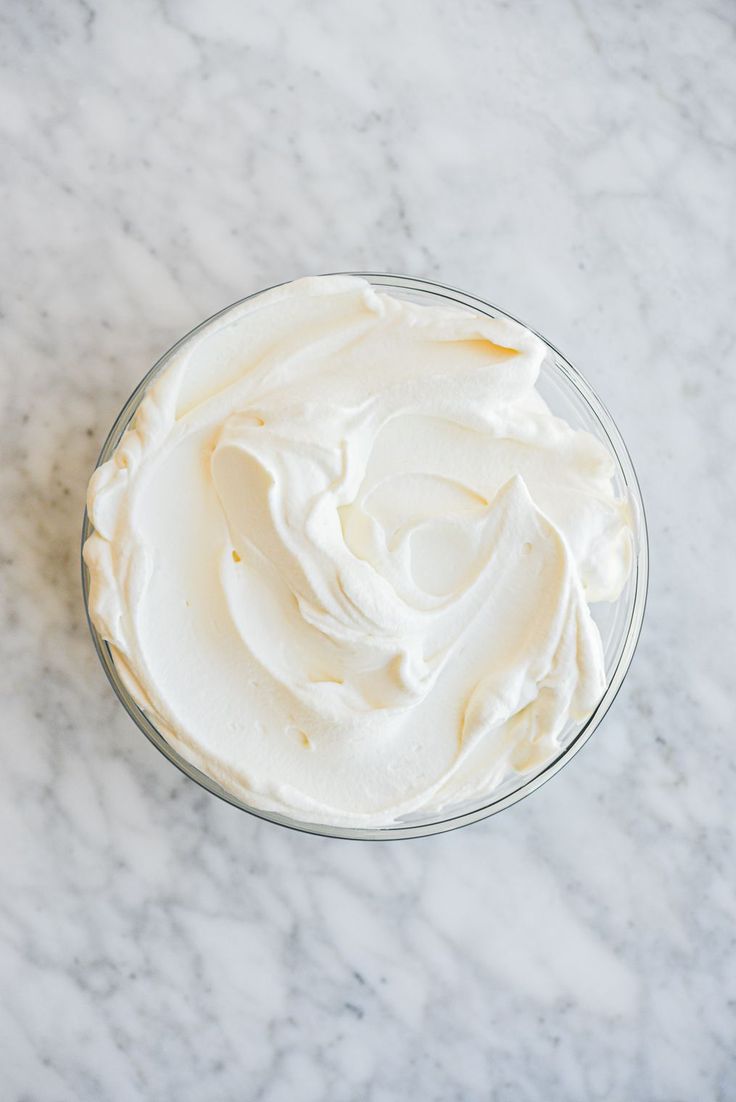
xmin=2 ymin=2 xmax=735 ymax=1099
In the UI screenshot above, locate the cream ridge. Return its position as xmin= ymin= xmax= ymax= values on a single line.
xmin=84 ymin=276 xmax=633 ymax=825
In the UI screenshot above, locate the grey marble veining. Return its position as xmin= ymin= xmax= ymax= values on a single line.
xmin=1 ymin=1 xmax=735 ymax=1099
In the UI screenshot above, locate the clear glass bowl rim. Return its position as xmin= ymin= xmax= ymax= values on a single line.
xmin=81 ymin=272 xmax=649 ymax=841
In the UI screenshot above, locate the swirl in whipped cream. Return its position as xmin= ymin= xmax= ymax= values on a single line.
xmin=84 ymin=276 xmax=633 ymax=825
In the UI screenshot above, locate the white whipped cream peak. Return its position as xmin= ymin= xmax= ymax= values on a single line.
xmin=85 ymin=276 xmax=632 ymax=825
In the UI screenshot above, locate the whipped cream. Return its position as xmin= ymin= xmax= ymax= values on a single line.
xmin=84 ymin=276 xmax=633 ymax=826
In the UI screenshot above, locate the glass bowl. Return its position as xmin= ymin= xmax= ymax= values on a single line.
xmin=81 ymin=273 xmax=648 ymax=840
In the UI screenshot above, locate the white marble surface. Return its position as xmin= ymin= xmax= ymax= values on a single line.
xmin=2 ymin=1 xmax=735 ymax=1098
